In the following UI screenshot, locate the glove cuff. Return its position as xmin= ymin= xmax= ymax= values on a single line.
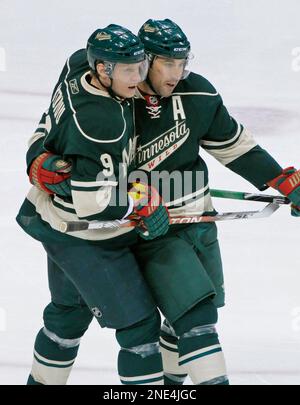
xmin=29 ymin=152 xmax=55 ymax=194
xmin=267 ymin=167 xmax=300 ymax=196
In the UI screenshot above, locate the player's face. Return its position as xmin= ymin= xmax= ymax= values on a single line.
xmin=149 ymin=57 xmax=186 ymax=97
xmin=112 ymin=60 xmax=149 ymax=98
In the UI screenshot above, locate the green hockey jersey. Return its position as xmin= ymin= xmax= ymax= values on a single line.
xmin=17 ymin=49 xmax=138 ymax=243
xmin=133 ymin=72 xmax=283 ymax=216
xmin=17 ymin=61 xmax=283 ymax=243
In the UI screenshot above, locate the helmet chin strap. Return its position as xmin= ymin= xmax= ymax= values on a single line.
xmin=145 ymin=74 xmax=158 ymax=95
xmin=143 ymin=54 xmax=159 ymax=95
xmin=95 ymin=71 xmax=124 ymax=101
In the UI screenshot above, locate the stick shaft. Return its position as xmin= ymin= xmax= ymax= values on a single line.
xmin=60 ymin=203 xmax=280 ymax=233
xmin=210 ymin=189 xmax=290 ymax=204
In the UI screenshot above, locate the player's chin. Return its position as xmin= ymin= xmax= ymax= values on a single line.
xmin=122 ymin=86 xmax=137 ymax=98
xmin=161 ymin=84 xmax=176 ymax=97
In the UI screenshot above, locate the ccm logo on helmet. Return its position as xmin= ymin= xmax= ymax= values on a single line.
xmin=173 ymin=47 xmax=188 ymax=52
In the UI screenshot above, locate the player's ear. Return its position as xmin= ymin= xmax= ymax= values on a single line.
xmin=96 ymin=62 xmax=108 ymax=79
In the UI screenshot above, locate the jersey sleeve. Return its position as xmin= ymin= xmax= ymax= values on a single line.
xmin=26 ymin=53 xmax=134 ymax=222
xmin=53 ymin=97 xmax=135 ymax=221
xmin=26 ymin=111 xmax=51 ymax=173
xmin=69 ymin=152 xmax=133 ymax=221
xmin=201 ymin=94 xmax=282 ymax=189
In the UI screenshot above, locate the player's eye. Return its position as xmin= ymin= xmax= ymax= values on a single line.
xmin=163 ymin=61 xmax=174 ymax=66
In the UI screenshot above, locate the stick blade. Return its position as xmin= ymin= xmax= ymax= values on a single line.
xmin=253 ymin=203 xmax=281 ymax=218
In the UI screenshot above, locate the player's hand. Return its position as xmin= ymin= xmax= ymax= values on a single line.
xmin=291 ymin=205 xmax=300 ymax=217
xmin=267 ymin=167 xmax=300 ymax=217
xmin=29 ymin=152 xmax=72 ymax=197
xmin=128 ymin=182 xmax=169 ymax=240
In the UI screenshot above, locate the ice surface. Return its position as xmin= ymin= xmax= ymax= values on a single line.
xmin=0 ymin=0 xmax=300 ymax=385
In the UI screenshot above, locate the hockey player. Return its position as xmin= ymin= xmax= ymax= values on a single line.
xmin=131 ymin=18 xmax=300 ymax=385
xmin=16 ymin=25 xmax=169 ymax=385
xmin=21 ymin=20 xmax=300 ymax=386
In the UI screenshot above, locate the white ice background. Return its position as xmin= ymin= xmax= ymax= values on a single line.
xmin=0 ymin=0 xmax=300 ymax=385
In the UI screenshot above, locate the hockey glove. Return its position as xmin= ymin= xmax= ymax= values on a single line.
xmin=128 ymin=182 xmax=169 ymax=240
xmin=29 ymin=152 xmax=71 ymax=197
xmin=267 ymin=167 xmax=300 ymax=217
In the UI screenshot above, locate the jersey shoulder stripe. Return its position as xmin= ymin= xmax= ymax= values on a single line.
xmin=174 ymin=72 xmax=220 ymax=97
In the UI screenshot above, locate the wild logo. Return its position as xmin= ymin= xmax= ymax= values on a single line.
xmin=95 ymin=32 xmax=111 ymax=41
xmin=143 ymin=23 xmax=156 ymax=33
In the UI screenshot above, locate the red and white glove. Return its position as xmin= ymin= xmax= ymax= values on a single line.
xmin=267 ymin=167 xmax=300 ymax=216
xmin=29 ymin=152 xmax=71 ymax=196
